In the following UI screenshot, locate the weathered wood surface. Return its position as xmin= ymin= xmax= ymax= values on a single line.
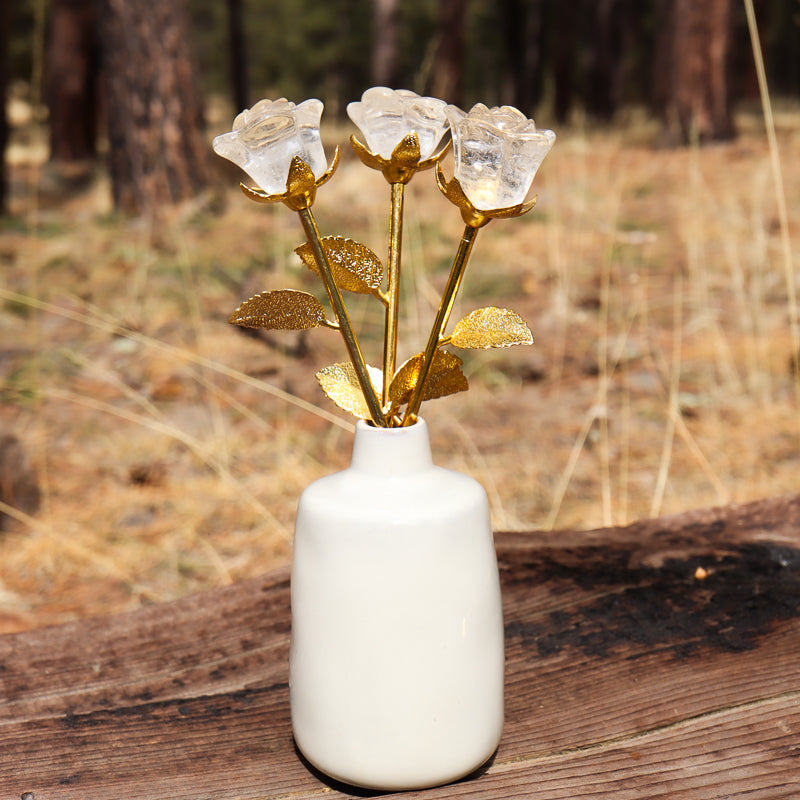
xmin=2 ymin=494 xmax=799 ymax=799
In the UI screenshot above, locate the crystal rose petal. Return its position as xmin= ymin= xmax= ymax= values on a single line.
xmin=293 ymin=99 xmax=328 ymax=178
xmin=213 ymin=98 xmax=327 ymax=195
xmin=402 ymin=94 xmax=450 ymax=160
xmin=445 ymin=103 xmax=555 ymax=211
xmin=347 ymin=87 xmax=448 ymax=161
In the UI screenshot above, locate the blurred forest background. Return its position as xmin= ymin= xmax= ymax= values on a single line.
xmin=3 ymin=0 xmax=800 ymax=213
xmin=1 ymin=0 xmax=800 ymax=630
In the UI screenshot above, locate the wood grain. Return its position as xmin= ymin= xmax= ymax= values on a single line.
xmin=2 ymin=494 xmax=799 ymax=799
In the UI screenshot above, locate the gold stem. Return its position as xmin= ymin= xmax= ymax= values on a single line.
xmin=297 ymin=207 xmax=387 ymax=427
xmin=402 ymin=223 xmax=480 ymax=425
xmin=382 ymin=181 xmax=404 ymax=411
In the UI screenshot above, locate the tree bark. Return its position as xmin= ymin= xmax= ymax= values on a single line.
xmin=226 ymin=0 xmax=248 ymax=112
xmin=585 ymin=0 xmax=618 ymax=120
xmin=652 ymin=0 xmax=674 ymax=118
xmin=45 ymin=0 xmax=98 ymax=165
xmin=424 ymin=0 xmax=466 ymax=105
xmin=498 ymin=0 xmax=545 ymax=113
xmin=654 ymin=0 xmax=735 ymax=143
xmin=552 ymin=0 xmax=578 ymax=123
xmin=96 ymin=0 xmax=211 ymax=216
xmin=371 ymin=0 xmax=399 ymax=87
xmin=0 ymin=0 xmax=8 ymax=214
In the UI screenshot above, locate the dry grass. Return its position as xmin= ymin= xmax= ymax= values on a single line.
xmin=1 ymin=100 xmax=799 ymax=632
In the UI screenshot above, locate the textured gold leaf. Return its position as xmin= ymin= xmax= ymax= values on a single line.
xmin=316 ymin=362 xmax=383 ymax=419
xmin=450 ymin=307 xmax=533 ymax=349
xmin=389 ymin=350 xmax=468 ymax=406
xmin=228 ymin=290 xmax=326 ymax=330
xmin=296 ymin=236 xmax=384 ymax=296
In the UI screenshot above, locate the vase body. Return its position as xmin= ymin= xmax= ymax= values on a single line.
xmin=290 ymin=419 xmax=504 ymax=791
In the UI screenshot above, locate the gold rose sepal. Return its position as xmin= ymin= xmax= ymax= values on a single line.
xmin=435 ymin=163 xmax=538 ymax=229
xmin=240 ymin=148 xmax=341 ymax=211
xmin=350 ymin=132 xmax=450 ymax=185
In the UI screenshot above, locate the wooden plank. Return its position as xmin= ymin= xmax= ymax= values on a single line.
xmin=1 ymin=494 xmax=799 ymax=799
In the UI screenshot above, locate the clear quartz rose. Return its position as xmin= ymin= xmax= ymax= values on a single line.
xmin=347 ymin=87 xmax=449 ymax=161
xmin=212 ymin=98 xmax=328 ymax=195
xmin=445 ymin=103 xmax=555 ymax=211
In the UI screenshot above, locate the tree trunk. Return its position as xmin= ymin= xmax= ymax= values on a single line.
xmin=371 ymin=0 xmax=399 ymax=87
xmin=226 ymin=0 xmax=248 ymax=112
xmin=0 ymin=0 xmax=8 ymax=214
xmin=425 ymin=0 xmax=466 ymax=105
xmin=652 ymin=0 xmax=674 ymax=118
xmin=96 ymin=0 xmax=211 ymax=216
xmin=654 ymin=0 xmax=735 ymax=143
xmin=45 ymin=0 xmax=98 ymax=166
xmin=585 ymin=0 xmax=618 ymax=120
xmin=552 ymin=0 xmax=578 ymax=123
xmin=498 ymin=0 xmax=545 ymax=114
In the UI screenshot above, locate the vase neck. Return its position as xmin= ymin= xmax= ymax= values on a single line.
xmin=350 ymin=419 xmax=434 ymax=475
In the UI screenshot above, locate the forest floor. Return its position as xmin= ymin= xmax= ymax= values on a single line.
xmin=2 ymin=101 xmax=800 ymax=632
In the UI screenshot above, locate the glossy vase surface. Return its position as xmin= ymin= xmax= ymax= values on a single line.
xmin=289 ymin=418 xmax=504 ymax=791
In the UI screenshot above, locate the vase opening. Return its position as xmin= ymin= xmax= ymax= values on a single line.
xmin=350 ymin=417 xmax=434 ymax=475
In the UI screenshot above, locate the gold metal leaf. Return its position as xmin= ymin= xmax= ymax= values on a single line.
xmin=450 ymin=307 xmax=533 ymax=349
xmin=316 ymin=362 xmax=383 ymax=419
xmin=389 ymin=350 xmax=468 ymax=406
xmin=228 ymin=290 xmax=326 ymax=330
xmin=296 ymin=236 xmax=384 ymax=296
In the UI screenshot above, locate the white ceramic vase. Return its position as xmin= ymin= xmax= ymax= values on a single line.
xmin=289 ymin=418 xmax=504 ymax=791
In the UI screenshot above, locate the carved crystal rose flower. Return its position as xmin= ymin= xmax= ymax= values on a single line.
xmin=444 ymin=103 xmax=555 ymax=212
xmin=212 ymin=98 xmax=328 ymax=195
xmin=347 ymin=87 xmax=450 ymax=162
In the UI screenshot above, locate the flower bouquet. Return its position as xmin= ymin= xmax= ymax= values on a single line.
xmin=213 ymin=88 xmax=554 ymax=791
xmin=213 ymin=86 xmax=554 ymax=427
